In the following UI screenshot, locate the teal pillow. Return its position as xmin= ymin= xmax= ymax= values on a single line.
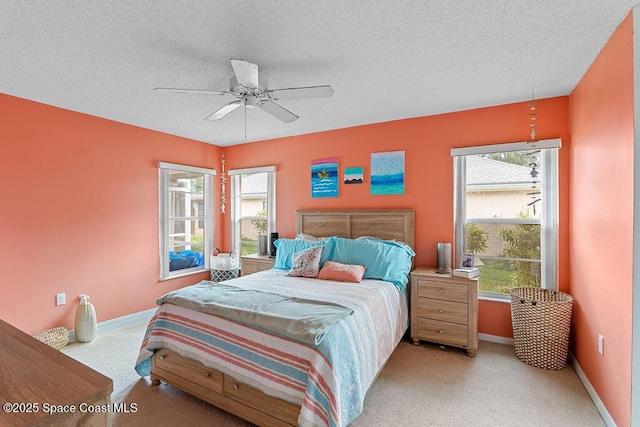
xmin=273 ymin=237 xmax=335 ymax=270
xmin=330 ymin=237 xmax=415 ymax=292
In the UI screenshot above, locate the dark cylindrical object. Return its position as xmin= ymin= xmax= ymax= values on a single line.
xmin=269 ymin=232 xmax=279 ymax=258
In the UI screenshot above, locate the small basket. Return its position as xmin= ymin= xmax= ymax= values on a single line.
xmin=32 ymin=326 xmax=70 ymax=350
xmin=510 ymin=287 xmax=573 ymax=370
xmin=210 ymin=268 xmax=239 ymax=282
xmin=210 ymin=248 xmax=239 ymax=282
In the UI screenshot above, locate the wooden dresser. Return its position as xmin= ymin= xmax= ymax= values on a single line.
xmin=0 ymin=319 xmax=113 ymax=426
xmin=410 ymin=267 xmax=478 ymax=356
xmin=240 ymin=253 xmax=275 ymax=276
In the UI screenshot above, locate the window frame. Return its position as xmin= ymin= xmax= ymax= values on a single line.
xmin=452 ymin=138 xmax=560 ymax=301
xmin=229 ymin=166 xmax=277 ymax=256
xmin=158 ymin=162 xmax=215 ymax=280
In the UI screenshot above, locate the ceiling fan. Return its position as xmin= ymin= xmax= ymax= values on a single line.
xmin=155 ymin=59 xmax=333 ymax=123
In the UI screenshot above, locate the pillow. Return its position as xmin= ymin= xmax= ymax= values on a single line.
xmin=318 ymin=260 xmax=366 ymax=283
xmin=330 ymin=237 xmax=415 ymax=292
xmin=295 ymin=232 xmax=330 ymax=242
xmin=273 ymin=237 xmax=335 ymax=270
xmin=287 ymin=246 xmax=324 ymax=277
xmin=356 ymin=236 xmax=397 ymax=242
xmin=295 ymin=232 xmax=319 ymax=241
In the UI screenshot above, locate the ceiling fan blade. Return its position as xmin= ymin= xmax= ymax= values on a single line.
xmin=204 ymin=101 xmax=243 ymax=121
xmin=268 ymin=85 xmax=334 ymax=100
xmin=259 ymin=100 xmax=299 ymax=123
xmin=154 ymin=87 xmax=232 ymax=95
xmin=230 ymin=59 xmax=259 ymax=89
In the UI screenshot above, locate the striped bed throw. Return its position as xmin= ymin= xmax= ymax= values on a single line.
xmin=135 ymin=269 xmax=407 ymax=427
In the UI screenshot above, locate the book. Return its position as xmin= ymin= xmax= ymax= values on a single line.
xmin=452 ymin=267 xmax=479 ymax=278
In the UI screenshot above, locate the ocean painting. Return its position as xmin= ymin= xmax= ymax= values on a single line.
xmin=344 ymin=167 xmax=364 ymax=184
xmin=311 ymin=157 xmax=339 ymax=198
xmin=371 ymin=151 xmax=405 ymax=195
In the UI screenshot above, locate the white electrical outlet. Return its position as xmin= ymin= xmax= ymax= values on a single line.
xmin=56 ymin=293 xmax=66 ymax=306
xmin=598 ymin=334 xmax=604 ymax=355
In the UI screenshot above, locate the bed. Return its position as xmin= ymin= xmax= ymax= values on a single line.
xmin=135 ymin=209 xmax=415 ymax=427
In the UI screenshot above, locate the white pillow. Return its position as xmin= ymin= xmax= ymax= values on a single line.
xmin=295 ymin=232 xmax=319 ymax=241
xmin=287 ymin=246 xmax=324 ymax=277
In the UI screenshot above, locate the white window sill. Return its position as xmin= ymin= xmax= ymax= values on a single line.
xmin=478 ymin=293 xmax=510 ymax=303
xmin=160 ymin=268 xmax=208 ymax=281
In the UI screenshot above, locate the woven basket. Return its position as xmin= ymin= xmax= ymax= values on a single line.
xmin=32 ymin=326 xmax=70 ymax=350
xmin=510 ymin=287 xmax=573 ymax=370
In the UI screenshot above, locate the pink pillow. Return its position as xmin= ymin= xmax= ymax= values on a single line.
xmin=318 ymin=260 xmax=366 ymax=283
xmin=287 ymin=245 xmax=323 ymax=277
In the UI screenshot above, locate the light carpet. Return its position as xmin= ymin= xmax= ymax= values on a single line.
xmin=62 ymin=314 xmax=604 ymax=426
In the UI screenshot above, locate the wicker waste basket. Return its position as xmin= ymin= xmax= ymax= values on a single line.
xmin=510 ymin=287 xmax=573 ymax=370
xmin=32 ymin=326 xmax=70 ymax=350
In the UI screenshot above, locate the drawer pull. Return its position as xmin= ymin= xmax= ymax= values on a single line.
xmin=439 ymin=288 xmax=445 ymax=294
xmin=438 ymin=330 xmax=444 ymax=334
xmin=159 ymin=354 xmax=166 ymax=360
xmin=234 ymin=384 xmax=239 ymax=390
xmin=439 ymin=308 xmax=445 ymax=313
xmin=205 ymin=372 xmax=211 ymax=378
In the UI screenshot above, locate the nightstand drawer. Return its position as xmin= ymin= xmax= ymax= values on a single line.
xmin=417 ymin=298 xmax=468 ymax=324
xmin=417 ymin=280 xmax=468 ymax=303
xmin=242 ymin=260 xmax=269 ymax=275
xmin=240 ymin=255 xmax=275 ymax=276
xmin=417 ymin=318 xmax=468 ymax=347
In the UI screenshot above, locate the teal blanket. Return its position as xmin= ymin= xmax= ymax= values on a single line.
xmin=157 ymin=281 xmax=353 ymax=345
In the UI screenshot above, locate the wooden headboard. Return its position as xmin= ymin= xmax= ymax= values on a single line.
xmin=296 ymin=209 xmax=415 ymax=249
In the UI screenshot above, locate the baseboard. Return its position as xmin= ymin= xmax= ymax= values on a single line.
xmin=70 ymin=307 xmax=156 ymax=342
xmin=568 ymin=352 xmax=616 ymax=426
xmin=478 ymin=333 xmax=514 ymax=346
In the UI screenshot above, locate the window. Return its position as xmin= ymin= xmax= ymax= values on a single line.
xmin=229 ymin=166 xmax=276 ymax=256
xmin=158 ymin=162 xmax=215 ymax=280
xmin=452 ymin=139 xmax=560 ymax=299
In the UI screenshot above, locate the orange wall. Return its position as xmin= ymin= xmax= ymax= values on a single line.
xmin=0 ymin=93 xmax=572 ymax=343
xmin=0 ymin=94 xmax=221 ymax=334
xmin=225 ymin=97 xmax=571 ymax=338
xmin=569 ymin=13 xmax=634 ymax=427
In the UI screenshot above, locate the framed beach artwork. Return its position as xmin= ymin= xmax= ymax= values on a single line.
xmin=311 ymin=157 xmax=339 ymax=198
xmin=371 ymin=150 xmax=405 ymax=195
xmin=344 ymin=167 xmax=364 ymax=184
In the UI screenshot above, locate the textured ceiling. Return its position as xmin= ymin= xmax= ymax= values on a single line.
xmin=1 ymin=1 xmax=637 ymax=146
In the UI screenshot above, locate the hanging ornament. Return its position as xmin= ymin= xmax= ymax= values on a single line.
xmin=220 ymin=151 xmax=227 ymax=214
xmin=525 ymin=147 xmax=542 ymax=215
xmin=527 ymin=93 xmax=539 ymax=143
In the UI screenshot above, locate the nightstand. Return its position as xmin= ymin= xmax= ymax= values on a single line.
xmin=240 ymin=253 xmax=275 ymax=276
xmin=410 ymin=267 xmax=478 ymax=356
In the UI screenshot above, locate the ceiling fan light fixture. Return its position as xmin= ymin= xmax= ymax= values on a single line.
xmin=244 ymin=96 xmax=259 ymax=108
xmin=156 ymin=59 xmax=333 ymax=124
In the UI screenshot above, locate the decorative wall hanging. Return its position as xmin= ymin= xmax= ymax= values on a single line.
xmin=527 ymin=96 xmax=539 ymax=143
xmin=344 ymin=167 xmax=363 ymax=184
xmin=220 ymin=151 xmax=227 ymax=213
xmin=371 ymin=150 xmax=405 ymax=195
xmin=311 ymin=157 xmax=339 ymax=198
xmin=526 ymin=97 xmax=541 ymax=214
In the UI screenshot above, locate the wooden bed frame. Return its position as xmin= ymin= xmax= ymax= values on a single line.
xmin=150 ymin=209 xmax=415 ymax=427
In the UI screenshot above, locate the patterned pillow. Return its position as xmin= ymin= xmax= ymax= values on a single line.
xmin=287 ymin=245 xmax=324 ymax=277
xmin=318 ymin=260 xmax=366 ymax=283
